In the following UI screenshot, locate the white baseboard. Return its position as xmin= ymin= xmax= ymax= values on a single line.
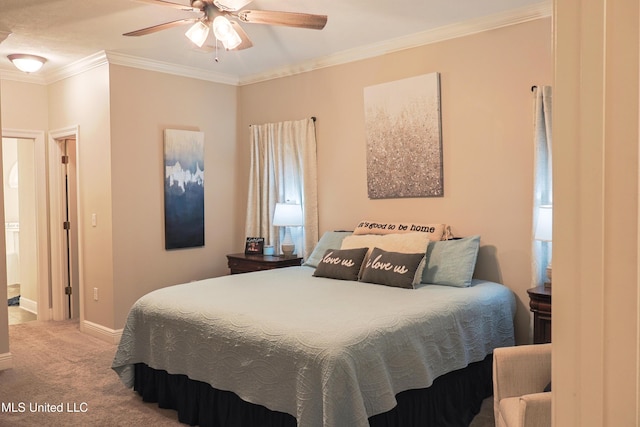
xmin=81 ymin=320 xmax=123 ymax=345
xmin=0 ymin=352 xmax=13 ymax=371
xmin=19 ymin=297 xmax=37 ymax=315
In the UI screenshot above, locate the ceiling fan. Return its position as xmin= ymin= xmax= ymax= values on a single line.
xmin=124 ymin=0 xmax=328 ymax=51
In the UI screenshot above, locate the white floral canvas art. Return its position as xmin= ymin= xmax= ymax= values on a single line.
xmin=364 ymin=72 xmax=443 ymax=199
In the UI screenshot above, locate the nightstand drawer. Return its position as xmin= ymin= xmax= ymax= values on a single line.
xmin=527 ymin=285 xmax=552 ymax=344
xmin=226 ymin=253 xmax=303 ymax=274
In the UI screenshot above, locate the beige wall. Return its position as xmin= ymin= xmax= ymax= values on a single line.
xmin=108 ymin=65 xmax=239 ymax=328
xmin=0 ymin=80 xmax=48 ymax=356
xmin=48 ymin=64 xmax=115 ymax=327
xmin=554 ymin=0 xmax=640 ymax=425
xmin=46 ymin=64 xmax=239 ymax=329
xmin=0 ymin=18 xmax=551 ymax=343
xmin=0 ymin=80 xmax=48 ymax=130
xmin=238 ymin=18 xmax=553 ymax=344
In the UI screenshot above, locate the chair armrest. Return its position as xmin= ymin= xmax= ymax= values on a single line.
xmin=520 ymin=392 xmax=552 ymax=427
xmin=493 ymin=344 xmax=551 ymax=399
xmin=493 ymin=344 xmax=551 ymax=423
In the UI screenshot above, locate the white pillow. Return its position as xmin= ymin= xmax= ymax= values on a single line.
xmin=341 ymin=232 xmax=431 ymax=254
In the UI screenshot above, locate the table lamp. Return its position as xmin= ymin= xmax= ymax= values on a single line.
xmin=534 ymin=204 xmax=553 ymax=287
xmin=272 ymin=202 xmax=303 ymax=257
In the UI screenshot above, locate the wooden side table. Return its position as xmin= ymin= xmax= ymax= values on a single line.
xmin=527 ymin=285 xmax=552 ymax=344
xmin=226 ymin=253 xmax=303 ymax=275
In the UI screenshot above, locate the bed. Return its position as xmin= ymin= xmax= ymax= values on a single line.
xmin=112 ymin=226 xmax=516 ymax=427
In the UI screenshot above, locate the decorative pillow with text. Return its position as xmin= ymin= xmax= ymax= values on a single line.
xmin=353 ymin=220 xmax=449 ymax=240
xmin=313 ymin=247 xmax=369 ymax=281
xmin=360 ymin=247 xmax=425 ymax=289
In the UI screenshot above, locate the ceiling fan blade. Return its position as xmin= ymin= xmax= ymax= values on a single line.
xmin=123 ymin=18 xmax=199 ymax=36
xmin=237 ymin=10 xmax=327 ymax=30
xmin=228 ymin=21 xmax=253 ymax=50
xmin=132 ymin=0 xmax=200 ymax=11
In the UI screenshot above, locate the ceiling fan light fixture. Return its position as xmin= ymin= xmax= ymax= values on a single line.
xmin=213 ymin=16 xmax=242 ymax=50
xmin=7 ymin=54 xmax=46 ymax=73
xmin=213 ymin=0 xmax=253 ymax=12
xmin=185 ymin=20 xmax=210 ymax=47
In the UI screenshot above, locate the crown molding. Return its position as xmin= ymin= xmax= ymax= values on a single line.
xmin=238 ymin=1 xmax=552 ymax=85
xmin=6 ymin=50 xmax=239 ymax=86
xmin=43 ymin=51 xmax=110 ymax=84
xmin=104 ymin=52 xmax=240 ymax=86
xmin=0 ymin=68 xmax=47 ymax=85
xmin=0 ymin=1 xmax=551 ymax=87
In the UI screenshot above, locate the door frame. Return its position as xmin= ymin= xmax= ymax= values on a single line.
xmin=48 ymin=126 xmax=83 ymax=321
xmin=1 ymin=128 xmax=50 ymax=321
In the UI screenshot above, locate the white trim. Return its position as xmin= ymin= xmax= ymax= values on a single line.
xmin=0 ymin=69 xmax=47 ymax=85
xmin=105 ymin=51 xmax=240 ymax=86
xmin=1 ymin=129 xmax=50 ymax=321
xmin=81 ymin=320 xmax=122 ymax=345
xmin=48 ymin=126 xmax=82 ymax=321
xmin=238 ymin=2 xmax=552 ymax=85
xmin=0 ymin=352 xmax=13 ymax=371
xmin=19 ymin=297 xmax=37 ymax=315
xmin=44 ymin=51 xmax=109 ymax=84
xmin=1 ymin=2 xmax=552 ymax=87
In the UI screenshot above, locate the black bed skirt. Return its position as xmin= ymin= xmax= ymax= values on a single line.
xmin=133 ymin=354 xmax=493 ymax=427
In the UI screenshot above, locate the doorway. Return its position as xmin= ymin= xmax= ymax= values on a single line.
xmin=2 ymin=137 xmax=38 ymax=324
xmin=60 ymin=138 xmax=80 ymax=319
xmin=48 ymin=127 xmax=81 ymax=321
xmin=1 ymin=129 xmax=49 ymax=324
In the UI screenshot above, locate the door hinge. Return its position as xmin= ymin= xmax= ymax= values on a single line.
xmin=65 ymin=286 xmax=72 ymax=295
xmin=63 ymin=221 xmax=71 ymax=230
xmin=61 ymin=155 xmax=69 ymax=164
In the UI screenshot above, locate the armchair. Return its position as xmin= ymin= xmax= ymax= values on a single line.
xmin=492 ymin=344 xmax=551 ymax=427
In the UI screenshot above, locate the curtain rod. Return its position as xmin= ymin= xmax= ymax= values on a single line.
xmin=531 ymin=85 xmax=537 ymax=92
xmin=249 ymin=117 xmax=316 ymax=127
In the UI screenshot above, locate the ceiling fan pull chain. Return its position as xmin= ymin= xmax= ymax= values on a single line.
xmin=214 ymin=38 xmax=219 ymax=63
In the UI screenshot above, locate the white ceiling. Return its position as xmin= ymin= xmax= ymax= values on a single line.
xmin=0 ymin=0 xmax=550 ymax=85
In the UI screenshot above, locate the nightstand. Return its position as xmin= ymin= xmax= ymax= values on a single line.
xmin=226 ymin=253 xmax=303 ymax=275
xmin=527 ymin=285 xmax=552 ymax=344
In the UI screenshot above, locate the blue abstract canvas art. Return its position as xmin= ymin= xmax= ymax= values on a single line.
xmin=164 ymin=129 xmax=205 ymax=250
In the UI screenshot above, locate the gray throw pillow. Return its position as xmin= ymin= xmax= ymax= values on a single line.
xmin=313 ymin=247 xmax=368 ymax=281
xmin=360 ymin=247 xmax=425 ymax=289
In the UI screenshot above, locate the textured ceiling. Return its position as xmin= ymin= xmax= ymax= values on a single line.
xmin=0 ymin=0 xmax=550 ymax=84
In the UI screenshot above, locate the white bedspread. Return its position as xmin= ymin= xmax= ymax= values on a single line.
xmin=112 ymin=266 xmax=515 ymax=427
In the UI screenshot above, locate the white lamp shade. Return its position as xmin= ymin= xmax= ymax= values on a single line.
xmin=272 ymin=203 xmax=303 ymax=227
xmin=8 ymin=54 xmax=46 ymax=73
xmin=212 ymin=16 xmax=242 ymax=50
xmin=534 ymin=205 xmax=553 ymax=242
xmin=185 ymin=20 xmax=210 ymax=47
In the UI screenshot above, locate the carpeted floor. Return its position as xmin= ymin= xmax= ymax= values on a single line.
xmin=1 ymin=320 xmax=180 ymax=426
xmin=0 ymin=320 xmax=495 ymax=426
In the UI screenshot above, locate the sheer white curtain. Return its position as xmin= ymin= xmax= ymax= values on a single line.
xmin=245 ymin=118 xmax=318 ymax=259
xmin=532 ymin=86 xmax=553 ymax=285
